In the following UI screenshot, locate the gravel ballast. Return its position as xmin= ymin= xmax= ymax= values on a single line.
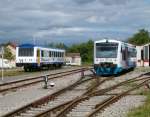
xmin=0 ymin=71 xmax=92 ymax=116
xmin=97 ymin=95 xmax=146 ymax=117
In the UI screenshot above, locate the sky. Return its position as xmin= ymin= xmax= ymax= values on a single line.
xmin=0 ymin=0 xmax=150 ymax=45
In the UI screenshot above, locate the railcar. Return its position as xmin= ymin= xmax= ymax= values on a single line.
xmin=94 ymin=39 xmax=136 ymax=76
xmin=16 ymin=44 xmax=65 ymax=71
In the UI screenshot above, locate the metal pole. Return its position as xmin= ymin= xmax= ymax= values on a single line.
xmin=1 ymin=46 xmax=4 ymax=81
xmin=43 ymin=75 xmax=48 ymax=89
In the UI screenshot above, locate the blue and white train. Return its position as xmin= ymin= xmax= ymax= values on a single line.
xmin=94 ymin=39 xmax=136 ymax=76
xmin=16 ymin=44 xmax=65 ymax=71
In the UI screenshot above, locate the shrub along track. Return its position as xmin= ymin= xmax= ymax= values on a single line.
xmin=0 ymin=67 xmax=91 ymax=94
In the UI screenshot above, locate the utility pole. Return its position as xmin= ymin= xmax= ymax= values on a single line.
xmin=1 ymin=46 xmax=4 ymax=81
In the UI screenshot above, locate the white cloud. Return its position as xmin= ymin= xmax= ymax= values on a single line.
xmin=0 ymin=0 xmax=150 ymax=44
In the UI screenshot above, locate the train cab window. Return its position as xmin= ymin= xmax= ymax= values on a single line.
xmin=96 ymin=43 xmax=118 ymax=58
xmin=19 ymin=48 xmax=34 ymax=56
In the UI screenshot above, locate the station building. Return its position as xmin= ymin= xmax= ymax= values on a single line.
xmin=65 ymin=53 xmax=81 ymax=66
xmin=136 ymin=43 xmax=150 ymax=67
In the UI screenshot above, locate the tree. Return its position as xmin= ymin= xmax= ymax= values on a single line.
xmin=48 ymin=42 xmax=68 ymax=50
xmin=47 ymin=40 xmax=94 ymax=64
xmin=67 ymin=40 xmax=94 ymax=63
xmin=4 ymin=47 xmax=15 ymax=60
xmin=128 ymin=29 xmax=150 ymax=45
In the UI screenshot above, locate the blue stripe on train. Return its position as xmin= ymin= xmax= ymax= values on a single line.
xmin=94 ymin=66 xmax=123 ymax=75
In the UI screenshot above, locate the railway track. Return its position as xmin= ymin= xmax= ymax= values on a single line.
xmin=53 ymin=75 xmax=150 ymax=117
xmin=87 ymin=78 xmax=150 ymax=117
xmin=2 ymin=75 xmax=110 ymax=117
xmin=2 ymin=71 xmax=148 ymax=117
xmin=0 ymin=67 xmax=91 ymax=94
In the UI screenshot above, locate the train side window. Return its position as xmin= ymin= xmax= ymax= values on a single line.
xmin=55 ymin=52 xmax=56 ymax=57
xmin=41 ymin=50 xmax=44 ymax=57
xmin=54 ymin=52 xmax=56 ymax=57
xmin=51 ymin=51 xmax=53 ymax=57
xmin=49 ymin=51 xmax=51 ymax=57
xmin=50 ymin=51 xmax=52 ymax=57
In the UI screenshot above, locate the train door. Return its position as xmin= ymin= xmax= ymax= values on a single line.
xmin=125 ymin=47 xmax=128 ymax=67
xmin=122 ymin=46 xmax=128 ymax=67
xmin=37 ymin=49 xmax=40 ymax=66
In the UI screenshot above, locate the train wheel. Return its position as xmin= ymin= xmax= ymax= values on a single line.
xmin=24 ymin=66 xmax=28 ymax=72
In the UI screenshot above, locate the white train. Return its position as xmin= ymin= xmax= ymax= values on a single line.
xmin=94 ymin=39 xmax=136 ymax=75
xmin=16 ymin=44 xmax=65 ymax=71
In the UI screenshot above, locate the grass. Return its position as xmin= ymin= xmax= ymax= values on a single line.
xmin=128 ymin=91 xmax=150 ymax=117
xmin=0 ymin=69 xmax=25 ymax=77
xmin=82 ymin=62 xmax=93 ymax=66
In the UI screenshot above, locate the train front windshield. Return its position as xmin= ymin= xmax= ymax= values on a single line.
xmin=96 ymin=43 xmax=118 ymax=58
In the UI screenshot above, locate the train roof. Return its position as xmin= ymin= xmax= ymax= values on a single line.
xmin=95 ymin=39 xmax=135 ymax=47
xmin=17 ymin=44 xmax=65 ymax=51
xmin=95 ymin=39 xmax=120 ymax=43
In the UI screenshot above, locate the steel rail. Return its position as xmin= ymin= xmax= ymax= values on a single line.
xmin=0 ymin=68 xmax=88 ymax=87
xmin=54 ymin=75 xmax=150 ymax=117
xmin=1 ymin=73 xmax=94 ymax=117
xmin=17 ymin=76 xmax=109 ymax=117
xmin=0 ymin=68 xmax=90 ymax=93
xmin=87 ymin=78 xmax=150 ymax=117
